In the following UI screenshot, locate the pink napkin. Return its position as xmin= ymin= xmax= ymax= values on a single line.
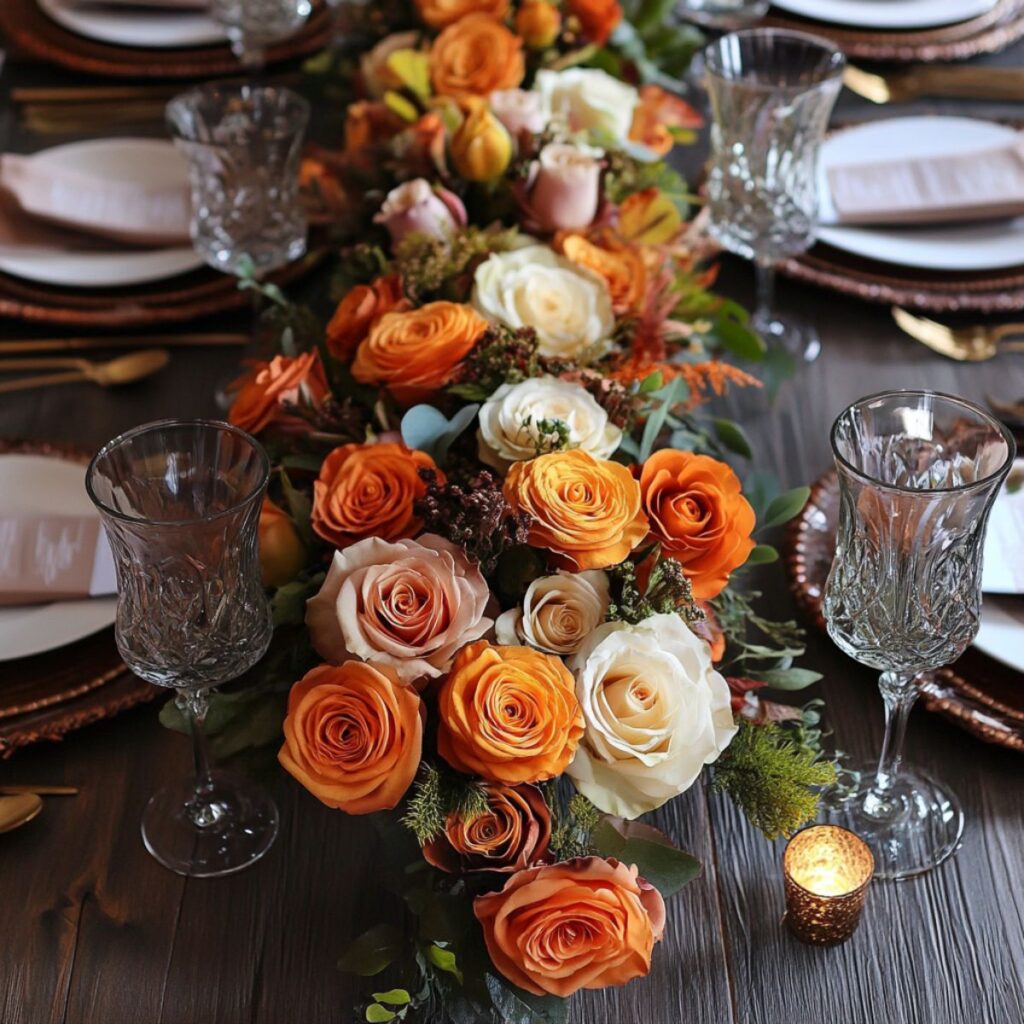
xmin=0 ymin=153 xmax=190 ymax=246
xmin=0 ymin=515 xmax=116 ymax=606
xmin=826 ymin=131 xmax=1024 ymax=226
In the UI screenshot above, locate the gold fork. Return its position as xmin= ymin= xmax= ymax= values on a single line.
xmin=892 ymin=307 xmax=1024 ymax=362
xmin=844 ymin=64 xmax=1024 ymax=104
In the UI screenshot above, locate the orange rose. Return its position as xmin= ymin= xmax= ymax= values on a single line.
xmin=693 ymin=599 xmax=726 ymax=662
xmin=639 ymin=449 xmax=756 ymax=600
xmin=515 ymin=0 xmax=561 ymax=47
xmin=504 ymin=450 xmax=648 ymax=571
xmin=566 ymin=0 xmax=622 ymax=44
xmin=351 ymin=300 xmax=488 ymax=404
xmin=279 ymin=661 xmax=423 ymax=813
xmin=258 ymin=498 xmax=306 ymax=588
xmin=325 ymin=274 xmax=409 ymax=362
xmin=422 ymin=782 xmax=552 ymax=874
xmin=437 ymin=640 xmax=583 ymax=784
xmin=629 ymin=84 xmax=703 ymax=157
xmin=430 ymin=14 xmax=525 ymax=100
xmin=414 ymin=0 xmax=508 ymax=29
xmin=228 ymin=352 xmax=327 ymax=435
xmin=556 ymin=228 xmax=646 ymax=313
xmin=474 ymin=857 xmax=666 ymax=997
xmin=344 ymin=100 xmax=405 ymax=156
xmin=311 ymin=441 xmax=442 ymax=548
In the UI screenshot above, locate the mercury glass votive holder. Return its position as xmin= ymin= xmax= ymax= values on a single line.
xmin=783 ymin=825 xmax=874 ymax=945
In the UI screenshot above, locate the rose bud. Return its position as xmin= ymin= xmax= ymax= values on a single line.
xmin=373 ymin=178 xmax=467 ymax=248
xmin=489 ymin=88 xmax=547 ymax=137
xmin=528 ymin=143 xmax=603 ymax=233
xmin=258 ymin=498 xmax=306 ymax=589
xmin=515 ymin=0 xmax=561 ymax=48
xmin=451 ymin=101 xmax=513 ymax=183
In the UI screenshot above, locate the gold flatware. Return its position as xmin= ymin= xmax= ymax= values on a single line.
xmin=0 ymin=793 xmax=43 ymax=834
xmin=892 ymin=307 xmax=1024 ymax=362
xmin=988 ymin=395 xmax=1024 ymax=426
xmin=844 ymin=64 xmax=1024 ymax=104
xmin=12 ymin=74 xmax=300 ymax=105
xmin=0 ymin=349 xmax=170 ymax=393
xmin=0 ymin=785 xmax=78 ymax=796
xmin=22 ymin=103 xmax=167 ymax=135
xmin=0 ymin=333 xmax=248 ymax=355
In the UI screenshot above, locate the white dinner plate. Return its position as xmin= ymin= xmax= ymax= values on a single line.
xmin=817 ymin=117 xmax=1024 ymax=273
xmin=0 ymin=245 xmax=202 ymax=288
xmin=0 ymin=454 xmax=116 ymax=663
xmin=974 ymin=597 xmax=1024 ymax=673
xmin=36 ymin=0 xmax=226 ymax=48
xmin=772 ymin=0 xmax=996 ymax=30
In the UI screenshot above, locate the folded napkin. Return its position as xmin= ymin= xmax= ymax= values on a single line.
xmin=826 ymin=131 xmax=1024 ymax=226
xmin=982 ymin=467 xmax=1024 ymax=595
xmin=0 ymin=152 xmax=190 ymax=246
xmin=0 ymin=515 xmax=116 ymax=606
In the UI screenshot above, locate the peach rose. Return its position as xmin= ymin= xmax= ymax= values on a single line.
xmin=474 ymin=856 xmax=666 ymax=997
xmin=352 ymin=301 xmax=488 ymax=404
xmin=373 ymin=178 xmax=467 ymax=248
xmin=258 ymin=498 xmax=305 ymax=588
xmin=566 ymin=0 xmax=622 ymax=44
xmin=311 ymin=441 xmax=441 ymax=548
xmin=430 ymin=14 xmax=525 ymax=100
xmin=504 ymin=450 xmax=648 ymax=571
xmin=278 ymin=661 xmax=423 ymax=813
xmin=556 ymin=228 xmax=646 ymax=313
xmin=422 ymin=782 xmax=551 ymax=874
xmin=528 ymin=143 xmax=602 ymax=234
xmin=228 ymin=352 xmax=328 ymax=435
xmin=414 ymin=0 xmax=508 ymax=29
xmin=639 ymin=449 xmax=756 ymax=600
xmin=437 ymin=640 xmax=583 ymax=784
xmin=305 ymin=533 xmax=492 ymax=683
xmin=629 ymin=84 xmax=703 ymax=157
xmin=325 ymin=274 xmax=409 ymax=362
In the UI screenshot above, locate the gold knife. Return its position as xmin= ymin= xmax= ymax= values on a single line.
xmin=0 ymin=784 xmax=79 ymax=796
xmin=844 ymin=64 xmax=1024 ymax=104
xmin=0 ymin=334 xmax=250 ymax=354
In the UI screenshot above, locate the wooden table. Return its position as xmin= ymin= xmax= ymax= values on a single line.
xmin=2 ymin=34 xmax=1024 ymax=1024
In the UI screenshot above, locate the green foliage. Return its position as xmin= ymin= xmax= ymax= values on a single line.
xmin=591 ymin=818 xmax=701 ymax=897
xmin=330 ymin=243 xmax=390 ymax=301
xmin=401 ymin=763 xmax=490 ymax=845
xmin=606 ymin=553 xmax=702 ymax=627
xmin=713 ymin=720 xmax=837 ymax=840
xmin=339 ymin=924 xmax=406 ymax=977
xmin=400 ymin=403 xmax=480 ymax=467
xmin=637 ymin=376 xmax=688 ymax=462
xmin=527 ymin=416 xmax=572 ymax=455
xmin=270 ymin=572 xmax=325 ymax=628
xmin=610 ymin=4 xmax=704 ymax=84
xmin=603 ymin=149 xmax=694 ymax=209
xmin=449 ymin=326 xmax=541 ymax=402
xmin=548 ymin=792 xmax=601 ymax=861
xmin=713 ymin=418 xmax=753 ymax=459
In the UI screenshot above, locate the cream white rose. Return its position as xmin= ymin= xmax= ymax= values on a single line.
xmin=567 ymin=613 xmax=737 ymax=818
xmin=534 ymin=68 xmax=638 ymax=144
xmin=471 ymin=244 xmax=614 ymax=361
xmin=477 ymin=376 xmax=621 ymax=470
xmin=490 ymin=88 xmax=547 ymax=136
xmin=495 ymin=569 xmax=610 ymax=655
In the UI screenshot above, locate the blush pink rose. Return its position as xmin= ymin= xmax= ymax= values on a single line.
xmin=374 ymin=178 xmax=468 ymax=247
xmin=305 ymin=533 xmax=493 ymax=684
xmin=528 ymin=143 xmax=603 ymax=233
xmin=490 ymin=89 xmax=547 ymax=136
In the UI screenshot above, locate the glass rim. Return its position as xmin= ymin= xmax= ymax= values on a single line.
xmin=165 ymin=80 xmax=311 ymax=139
xmin=829 ymin=388 xmax=1017 ymax=497
xmin=702 ymin=27 xmax=846 ymax=88
xmin=86 ymin=418 xmax=270 ymax=528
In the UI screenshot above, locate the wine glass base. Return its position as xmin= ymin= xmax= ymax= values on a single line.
xmin=819 ymin=762 xmax=964 ymax=881
xmin=751 ymin=309 xmax=821 ymax=363
xmin=141 ymin=770 xmax=279 ymax=878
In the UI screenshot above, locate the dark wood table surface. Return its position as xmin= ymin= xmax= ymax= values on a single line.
xmin=2 ymin=28 xmax=1024 ymax=1024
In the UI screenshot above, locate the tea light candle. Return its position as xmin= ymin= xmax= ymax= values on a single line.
xmin=783 ymin=825 xmax=874 ymax=945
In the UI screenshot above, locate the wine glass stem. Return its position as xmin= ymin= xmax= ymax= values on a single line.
xmin=865 ymin=670 xmax=917 ymax=818
xmin=754 ymin=260 xmax=775 ymax=328
xmin=179 ymin=690 xmax=219 ymax=828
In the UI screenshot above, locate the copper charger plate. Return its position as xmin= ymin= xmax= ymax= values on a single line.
xmin=785 ymin=470 xmax=1024 ymax=752
xmin=0 ymin=249 xmax=326 ymax=328
xmin=766 ymin=0 xmax=1024 ymax=62
xmin=0 ymin=0 xmax=333 ymax=78
xmin=781 ymin=244 xmax=1024 ymax=314
xmin=0 ymin=439 xmax=159 ymax=758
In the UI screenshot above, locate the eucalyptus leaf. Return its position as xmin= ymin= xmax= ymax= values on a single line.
xmin=279 ymin=469 xmax=313 ymax=546
xmin=337 ymin=923 xmax=405 ymax=977
xmin=639 ymin=377 xmax=687 ymax=462
xmin=713 ymin=302 xmax=765 ymax=361
xmin=485 ymin=975 xmax=569 ymax=1024
xmin=426 ymin=943 xmax=463 ymax=984
xmin=713 ymin=418 xmax=753 ymax=459
xmin=760 ymin=486 xmax=811 ymax=530
xmin=372 ymin=989 xmax=411 ymax=1006
xmin=757 ymin=667 xmax=823 ymax=691
xmin=400 ymin=403 xmax=479 ymax=466
xmin=365 ymin=1005 xmax=396 ymax=1023
xmin=591 ymin=818 xmax=701 ymax=897
xmin=745 ymin=544 xmax=779 ymax=566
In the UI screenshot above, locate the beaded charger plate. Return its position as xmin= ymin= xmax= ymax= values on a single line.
xmin=785 ymin=470 xmax=1024 ymax=753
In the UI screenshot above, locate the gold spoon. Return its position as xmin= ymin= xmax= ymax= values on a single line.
xmin=0 ymin=785 xmax=78 ymax=796
xmin=892 ymin=307 xmax=1024 ymax=363
xmin=0 ymin=349 xmax=170 ymax=394
xmin=0 ymin=793 xmax=43 ymax=834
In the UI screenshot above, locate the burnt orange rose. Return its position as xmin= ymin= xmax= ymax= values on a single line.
xmin=414 ymin=0 xmax=508 ymax=28
xmin=344 ymin=100 xmax=405 ymax=156
xmin=639 ymin=449 xmax=756 ymax=600
xmin=430 ymin=14 xmax=525 ymax=99
xmin=311 ymin=441 xmax=441 ymax=548
xmin=474 ymin=857 xmax=666 ymax=997
xmin=437 ymin=640 xmax=583 ymax=784
xmin=422 ymin=782 xmax=552 ymax=874
xmin=351 ymin=300 xmax=488 ymax=404
xmin=515 ymin=0 xmax=561 ymax=47
xmin=504 ymin=450 xmax=648 ymax=571
xmin=228 ymin=352 xmax=327 ymax=435
xmin=325 ymin=274 xmax=409 ymax=362
xmin=566 ymin=0 xmax=622 ymax=44
xmin=279 ymin=661 xmax=423 ymax=813
xmin=258 ymin=498 xmax=306 ymax=588
xmin=629 ymin=84 xmax=703 ymax=157
xmin=556 ymin=228 xmax=646 ymax=313
xmin=693 ymin=599 xmax=726 ymax=662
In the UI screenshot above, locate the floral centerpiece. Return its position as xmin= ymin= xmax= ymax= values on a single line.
xmin=165 ymin=2 xmax=836 ymax=1020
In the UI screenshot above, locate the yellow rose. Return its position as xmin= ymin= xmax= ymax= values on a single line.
xmin=451 ymin=101 xmax=513 ymax=182
xmin=515 ymin=0 xmax=561 ymax=48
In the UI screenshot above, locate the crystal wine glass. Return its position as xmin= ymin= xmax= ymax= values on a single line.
xmin=208 ymin=0 xmax=312 ymax=69
xmin=703 ymin=29 xmax=844 ymax=362
xmin=681 ymin=0 xmax=769 ymax=31
xmin=166 ymin=83 xmax=310 ymax=278
xmin=86 ymin=419 xmax=277 ymax=877
xmin=822 ymin=391 xmax=1015 ymax=880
